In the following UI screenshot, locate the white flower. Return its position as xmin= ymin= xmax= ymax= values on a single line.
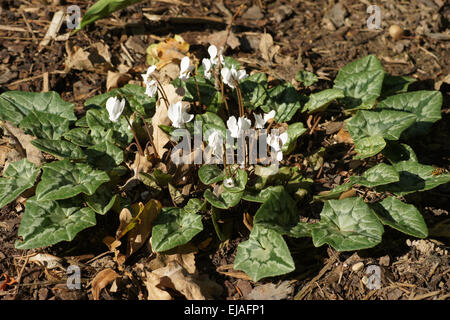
xmin=141 ymin=65 xmax=158 ymax=97
xmin=267 ymin=131 xmax=288 ymax=161
xmin=168 ymin=101 xmax=194 ymax=128
xmin=207 ymin=130 xmax=223 ymax=156
xmin=227 ymin=116 xmax=252 ymax=138
xmin=106 ymin=97 xmax=125 ymax=122
xmin=254 ymin=110 xmax=276 ymax=129
xmin=202 ymin=58 xmax=213 ymax=80
xmin=221 ymin=66 xmax=247 ymax=88
xmin=179 ymin=56 xmax=194 ymax=81
xmin=224 ymin=177 xmax=235 ymax=188
xmin=208 ymin=45 xmax=224 ymax=66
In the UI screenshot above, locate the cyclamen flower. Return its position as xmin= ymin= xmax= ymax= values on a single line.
xmin=254 ymin=110 xmax=276 ymax=129
xmin=224 ymin=177 xmax=235 ymax=188
xmin=267 ymin=132 xmax=288 ymax=161
xmin=207 ymin=130 xmax=223 ymax=156
xmin=227 ymin=116 xmax=252 ymax=138
xmin=202 ymin=58 xmax=213 ymax=80
xmin=106 ymin=97 xmax=125 ymax=122
xmin=221 ymin=66 xmax=247 ymax=88
xmin=179 ymin=56 xmax=194 ymax=81
xmin=207 ymin=45 xmax=224 ymax=66
xmin=141 ymin=65 xmax=158 ymax=98
xmin=168 ymin=101 xmax=194 ymax=128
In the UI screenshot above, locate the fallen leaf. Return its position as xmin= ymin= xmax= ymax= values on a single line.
xmin=146 ymin=251 xmax=196 ymax=274
xmin=206 ymin=30 xmax=240 ymax=50
xmin=259 ymin=33 xmax=280 ymax=63
xmin=0 ymin=145 xmax=11 ymax=166
xmin=246 ymin=281 xmax=294 ymax=300
xmin=106 ymin=71 xmax=131 ymax=91
xmin=116 ymin=208 xmax=133 ymax=240
xmin=3 ymin=121 xmax=43 ymax=166
xmin=335 ymin=127 xmax=354 ymax=144
xmin=127 ymin=199 xmax=162 ymax=256
xmin=65 ymin=42 xmax=113 ymax=73
xmin=29 ymin=253 xmax=63 ymax=270
xmin=90 ymin=268 xmax=119 ymax=300
xmin=144 ymin=271 xmax=172 ymax=300
xmin=146 ymin=35 xmax=190 ymax=69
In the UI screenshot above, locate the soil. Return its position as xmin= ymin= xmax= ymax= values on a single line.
xmin=0 ymin=0 xmax=449 ymax=300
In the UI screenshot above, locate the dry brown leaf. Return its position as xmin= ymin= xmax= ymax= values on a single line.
xmin=259 ymin=33 xmax=280 ymax=63
xmin=90 ymin=268 xmax=120 ymax=300
xmin=29 ymin=253 xmax=63 ymax=270
xmin=65 ymin=42 xmax=113 ymax=73
xmin=206 ymin=30 xmax=240 ymax=50
xmin=246 ymin=281 xmax=294 ymax=300
xmin=146 ymin=36 xmax=189 ymax=69
xmin=335 ymin=127 xmax=354 ymax=144
xmin=146 ymin=251 xmax=196 ymax=274
xmin=3 ymin=121 xmax=43 ymax=166
xmin=144 ymin=271 xmax=172 ymax=300
xmin=116 ymin=208 xmax=133 ymax=240
xmin=0 ymin=145 xmax=11 ymax=166
xmin=127 ymin=199 xmax=162 ymax=256
xmin=106 ymin=71 xmax=131 ymax=91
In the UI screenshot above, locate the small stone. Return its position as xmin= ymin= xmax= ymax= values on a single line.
xmin=379 ymin=255 xmax=390 ymax=266
xmin=352 ymin=262 xmax=364 ymax=272
xmin=328 ymin=3 xmax=348 ymax=28
xmin=406 ymin=239 xmax=412 ymax=246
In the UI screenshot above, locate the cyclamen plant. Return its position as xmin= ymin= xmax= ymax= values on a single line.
xmin=0 ymin=48 xmax=448 ymax=282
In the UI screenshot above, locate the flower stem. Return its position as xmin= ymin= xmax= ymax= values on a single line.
xmin=236 ymin=83 xmax=244 ymax=117
xmin=193 ymin=75 xmax=202 ymax=106
xmin=136 ymin=112 xmax=160 ymax=159
xmin=124 ymin=115 xmax=145 ymax=156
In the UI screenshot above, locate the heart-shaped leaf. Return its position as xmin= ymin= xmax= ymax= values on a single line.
xmin=377 ymin=161 xmax=450 ymax=196
xmin=204 ymin=188 xmax=243 ymax=209
xmin=86 ymin=108 xmax=133 ymax=147
xmin=19 ymin=110 xmax=70 ymax=140
xmin=378 ymin=90 xmax=442 ymax=138
xmin=0 ymin=159 xmax=39 ymax=208
xmin=234 ymin=225 xmax=295 ymax=282
xmin=85 ymin=139 xmax=124 ymax=171
xmin=242 ymin=186 xmax=280 ymax=203
xmin=223 ymin=168 xmax=248 ymax=193
xmin=0 ymin=91 xmax=76 ymax=126
xmin=84 ymin=184 xmax=117 ymax=215
xmin=15 ymin=196 xmax=96 ymax=249
xmin=253 ymin=186 xmax=310 ymax=238
xmin=63 ymin=128 xmax=95 ymax=147
xmin=198 ymin=165 xmax=225 ymax=185
xmin=264 ymin=83 xmax=301 ymax=122
xmin=350 ymin=163 xmax=399 ymax=187
xmin=370 ymin=197 xmax=428 ymax=238
xmin=303 ymin=88 xmax=344 ymax=113
xmin=347 ymin=110 xmax=417 ymax=159
xmin=333 ymin=55 xmax=385 ymax=110
xmin=36 ymin=160 xmax=110 ymax=201
xmin=195 ymin=112 xmax=226 ymax=140
xmin=240 ymin=73 xmax=268 ymax=110
xmin=31 ymin=139 xmax=86 ymax=160
xmin=175 ymin=76 xmax=222 ymax=113
xmin=281 ymin=122 xmax=307 ymax=153
xmin=184 ymin=198 xmax=206 ymax=215
xmin=151 ymin=207 xmax=203 ymax=252
xmin=311 ymin=197 xmax=384 ymax=251
xmin=381 ymin=74 xmax=417 ymax=98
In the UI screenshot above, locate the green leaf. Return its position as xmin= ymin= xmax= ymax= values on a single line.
xmin=354 ymin=135 xmax=386 ymax=159
xmin=36 ymin=160 xmax=110 ymax=201
xmin=281 ymin=122 xmax=307 ymax=153
xmin=84 ymin=183 xmax=117 ymax=215
xmin=333 ymin=55 xmax=385 ymax=110
xmin=265 ymin=83 xmax=301 ymax=122
xmin=0 ymin=159 xmax=39 ymax=208
xmin=78 ymin=0 xmax=145 ymax=30
xmin=15 ymin=196 xmax=96 ymax=249
xmin=204 ymin=188 xmax=242 ymax=209
xmin=198 ymin=165 xmax=225 ymax=185
xmin=63 ymin=128 xmax=95 ymax=147
xmin=234 ymin=225 xmax=295 ymax=282
xmin=223 ymin=56 xmax=240 ymax=69
xmin=85 ymin=139 xmax=124 ymax=171
xmin=151 ymin=207 xmax=203 ymax=252
xmin=303 ymin=89 xmax=344 ymax=113
xmin=378 ymin=91 xmax=443 ymax=138
xmin=377 ymin=160 xmax=450 ymax=196
xmin=311 ymin=197 xmax=384 ymax=251
xmin=240 ymin=73 xmax=268 ymax=110
xmin=347 ymin=110 xmax=417 ymax=159
xmin=242 ymin=186 xmax=279 ymax=203
xmin=350 ymin=163 xmax=399 ymax=187
xmin=371 ymin=197 xmax=428 ymax=238
xmin=0 ymin=91 xmax=76 ymax=126
xmin=195 ymin=112 xmax=226 ymax=140
xmin=31 ymin=139 xmax=86 ymax=160
xmin=313 ymin=182 xmax=353 ymax=201
xmin=19 ymin=110 xmax=70 ymax=140
xmin=295 ymin=70 xmax=318 ymax=86
xmin=381 ymin=142 xmax=418 ymax=164
xmin=184 ymin=198 xmax=206 ymax=215
xmin=381 ymin=74 xmax=417 ymax=98
xmin=253 ymin=186 xmax=310 ymax=238
xmin=223 ymin=168 xmax=248 ymax=193
xmin=177 ymin=76 xmax=222 ymax=113
xmin=86 ymin=108 xmax=133 ymax=147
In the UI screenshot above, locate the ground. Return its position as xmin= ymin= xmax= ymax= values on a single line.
xmin=0 ymin=0 xmax=449 ymax=300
